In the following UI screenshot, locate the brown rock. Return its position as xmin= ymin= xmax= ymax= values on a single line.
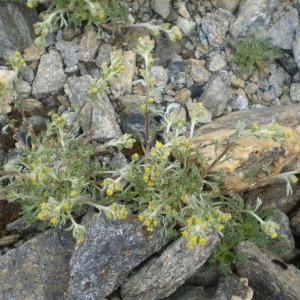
xmin=191 ymin=105 xmax=300 ymax=193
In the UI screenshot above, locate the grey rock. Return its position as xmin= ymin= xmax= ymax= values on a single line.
xmin=111 ymin=51 xmax=136 ymax=98
xmin=202 ymin=12 xmax=229 ymax=46
xmin=236 ymin=241 xmax=300 ymax=300
xmin=119 ymin=94 xmax=146 ymax=116
xmin=186 ymin=102 xmax=212 ymax=124
xmin=290 ymin=82 xmax=300 ymax=102
xmin=231 ymin=93 xmax=249 ymax=110
xmin=267 ymin=8 xmax=299 ymax=50
xmin=15 ymin=79 xmax=31 ymax=99
xmin=208 ymin=52 xmax=227 ymax=71
xmin=77 ymin=30 xmax=99 ymax=62
xmin=64 ymin=75 xmax=122 ymax=141
xmin=267 ymin=209 xmax=296 ymax=261
xmin=168 ymin=275 xmax=253 ymax=300
xmin=211 ymin=0 xmax=241 ymax=14
xmin=32 ymin=49 xmax=66 ymax=98
xmin=121 ymin=230 xmax=219 ymax=300
xmin=151 ymin=0 xmax=170 ymax=19
xmin=176 ymin=16 xmax=196 ymax=36
xmin=293 ymin=27 xmax=300 ymax=71
xmin=55 ymin=40 xmax=79 ymax=67
xmin=290 ymin=208 xmax=300 ymax=236
xmin=244 ymin=181 xmax=300 ymax=216
xmin=151 ymin=66 xmax=168 ymax=89
xmin=0 ymin=1 xmax=38 ymax=59
xmin=199 ymin=73 xmax=231 ymax=117
xmin=0 ymin=228 xmax=75 ymax=300
xmin=230 ymin=0 xmax=279 ymax=38
xmin=95 ymin=43 xmax=112 ymax=68
xmin=67 ymin=214 xmax=167 ymax=300
xmin=189 ymin=60 xmax=210 ymax=84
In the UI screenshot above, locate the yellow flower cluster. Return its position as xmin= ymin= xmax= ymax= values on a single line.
xmin=150 ymin=141 xmax=171 ymax=161
xmin=52 ymin=114 xmax=65 ymax=126
xmin=102 ymin=178 xmax=122 ymax=196
xmin=7 ymin=51 xmax=26 ymax=70
xmin=109 ymin=202 xmax=128 ymax=220
xmin=261 ymin=220 xmax=279 ymax=239
xmin=138 ymin=214 xmax=159 ymax=232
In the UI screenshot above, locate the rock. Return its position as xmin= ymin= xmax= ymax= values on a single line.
xmin=211 ymin=0 xmax=241 ymax=14
xmin=199 ymin=73 xmax=231 ymax=117
xmin=290 ymin=208 xmax=300 ymax=236
xmin=244 ymin=181 xmax=300 ymax=215
xmin=236 ymin=241 xmax=300 ymax=300
xmin=0 ymin=228 xmax=75 ymax=299
xmin=189 ymin=59 xmax=210 ymax=84
xmin=192 ymin=105 xmax=300 ymax=192
xmin=111 ymin=51 xmax=136 ymax=98
xmin=0 ymin=69 xmax=16 ymax=114
xmin=230 ymin=0 xmax=279 ymax=37
xmin=151 ymin=65 xmax=168 ymax=88
xmin=230 ymin=93 xmax=249 ymax=110
xmin=77 ymin=30 xmax=99 ymax=62
xmin=0 ymin=1 xmax=38 ymax=59
xmin=174 ymin=88 xmax=191 ymax=104
xmin=151 ymin=0 xmax=170 ymax=19
xmin=23 ymin=45 xmax=45 ymax=62
xmin=230 ymin=74 xmax=245 ymax=89
xmin=55 ymin=40 xmax=79 ymax=67
xmin=168 ymin=275 xmax=253 ymax=300
xmin=208 ymin=51 xmax=227 ymax=71
xmin=32 ymin=49 xmax=66 ymax=99
xmin=290 ymin=82 xmax=300 ymax=102
xmin=186 ymin=102 xmax=212 ymax=124
xmin=293 ymin=27 xmax=300 ymax=71
xmin=267 ymin=8 xmax=299 ymax=50
xmin=121 ymin=230 xmax=219 ymax=300
xmin=64 ymin=75 xmax=122 ymax=141
xmin=119 ymin=94 xmax=146 ymax=116
xmin=176 ymin=16 xmax=196 ymax=36
xmin=95 ymin=43 xmax=112 ymax=68
xmin=67 ymin=214 xmax=168 ymax=299
xmin=201 ymin=12 xmax=229 ymax=46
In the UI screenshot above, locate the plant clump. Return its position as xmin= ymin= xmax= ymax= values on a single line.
xmin=232 ymin=31 xmax=284 ymax=74
xmin=0 ymin=38 xmax=297 ymax=274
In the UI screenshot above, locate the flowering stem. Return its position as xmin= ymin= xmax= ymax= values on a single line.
xmin=67 ymin=101 xmax=87 ymax=135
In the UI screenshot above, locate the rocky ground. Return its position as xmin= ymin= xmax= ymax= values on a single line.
xmin=1 ymin=0 xmax=300 ymax=299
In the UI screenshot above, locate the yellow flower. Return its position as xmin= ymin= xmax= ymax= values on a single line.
xmin=194 ymin=218 xmax=202 ymax=225
xmin=216 ymin=224 xmax=225 ymax=231
xmin=271 ymin=232 xmax=278 ymax=239
xmin=198 ymin=237 xmax=208 ymax=245
xmin=132 ymin=153 xmax=139 ymax=161
xmin=63 ymin=202 xmax=70 ymax=211
xmin=106 ymin=188 xmax=114 ymax=196
xmin=190 ymin=236 xmax=197 ymax=244
xmin=37 ymin=212 xmax=47 ymax=221
xmin=50 ymin=217 xmax=58 ymax=224
xmin=40 ymin=202 xmax=47 ymax=210
xmin=251 ymin=123 xmax=260 ymax=132
xmin=26 ymin=2 xmax=34 ymax=8
xmin=181 ymin=230 xmax=189 ymax=237
xmin=138 ymin=214 xmax=145 ymax=221
xmin=186 ymin=218 xmax=193 ymax=226
xmin=144 ymin=166 xmax=151 ymax=173
xmin=155 ymin=141 xmax=163 ymax=149
xmin=140 ymin=103 xmax=147 ymax=114
xmin=70 ymin=190 xmax=77 ymax=197
xmin=92 ymin=87 xmax=99 ymax=93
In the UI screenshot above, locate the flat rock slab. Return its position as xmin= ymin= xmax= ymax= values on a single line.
xmin=121 ymin=230 xmax=219 ymax=300
xmin=67 ymin=214 xmax=168 ymax=299
xmin=192 ymin=105 xmax=300 ymax=192
xmin=0 ymin=228 xmax=75 ymax=300
xmin=236 ymin=241 xmax=300 ymax=300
